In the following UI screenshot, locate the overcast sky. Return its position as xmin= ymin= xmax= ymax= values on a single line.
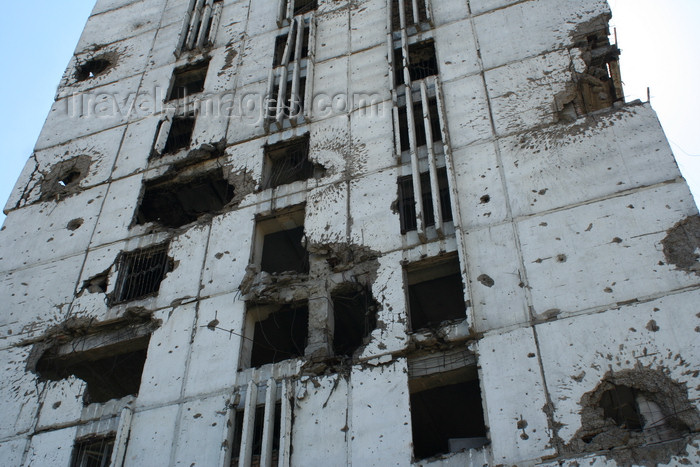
xmin=0 ymin=0 xmax=698 ymax=225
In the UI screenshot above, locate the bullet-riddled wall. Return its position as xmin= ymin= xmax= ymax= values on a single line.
xmin=1 ymin=0 xmax=698 ymax=466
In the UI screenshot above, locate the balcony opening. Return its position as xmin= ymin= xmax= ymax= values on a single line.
xmin=405 ymin=254 xmax=465 ymax=331
xmin=397 ymin=168 xmax=452 ymax=233
xmin=70 ymin=434 xmax=116 ymax=467
xmin=168 ymin=59 xmax=210 ymax=101
xmin=245 ymin=302 xmax=309 ymax=368
xmin=410 ymin=362 xmax=487 ymax=460
xmin=111 ymin=243 xmax=173 ymax=304
xmin=332 ymin=284 xmax=378 ymax=357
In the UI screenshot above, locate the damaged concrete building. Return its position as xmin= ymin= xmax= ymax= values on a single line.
xmin=1 ymin=0 xmax=699 ymax=465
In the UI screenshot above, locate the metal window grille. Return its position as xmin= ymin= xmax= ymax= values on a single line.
xmin=398 ymin=168 xmax=452 ymax=233
xmin=264 ymin=135 xmax=313 ymax=189
xmin=394 ymin=40 xmax=438 ymax=87
xmin=291 ymin=0 xmax=316 ymax=16
xmin=112 ymin=243 xmax=171 ymax=305
xmin=179 ymin=0 xmax=223 ymax=53
xmin=168 ymin=60 xmax=210 ymax=101
xmin=397 ymin=98 xmax=441 ymax=152
xmin=70 ymin=435 xmax=115 ymax=467
xmin=391 ymin=0 xmax=429 ymax=31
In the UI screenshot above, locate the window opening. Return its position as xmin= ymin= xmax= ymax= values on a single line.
xmin=269 ymin=77 xmax=306 ymax=122
xmin=135 ymin=168 xmax=235 ymax=228
xmin=249 ymin=303 xmax=309 ymax=367
xmin=112 ymin=243 xmax=172 ymax=304
xmin=405 ymin=254 xmax=464 ymax=330
xmin=397 ymin=97 xmax=441 ymax=152
xmin=167 ymin=59 xmax=210 ymax=101
xmin=257 ymin=207 xmax=308 ymax=274
xmin=332 ymin=285 xmax=378 ymax=357
xmin=391 ymin=0 xmax=428 ymax=31
xmin=231 ymin=403 xmax=282 ymax=466
xmin=394 ymin=40 xmax=438 ymax=87
xmin=398 ymin=168 xmax=452 ymax=233
xmin=409 ymin=364 xmax=487 ymax=460
xmin=263 ymin=134 xmax=315 ymax=189
xmin=70 ymin=434 xmax=115 ymax=467
xmin=162 ymin=114 xmax=196 ymax=154
xmin=291 ymin=0 xmax=316 ymax=15
xmin=273 ymin=26 xmax=310 ymax=67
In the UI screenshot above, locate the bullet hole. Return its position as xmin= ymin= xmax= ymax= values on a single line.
xmin=612 ymin=237 xmax=623 ymax=244
xmin=207 ymin=319 xmax=220 ymax=330
xmin=477 ymin=274 xmax=494 ymax=288
xmin=67 ymin=218 xmax=84 ymax=231
xmin=646 ymin=320 xmax=660 ymax=332
xmin=603 ymin=287 xmax=613 ymax=293
xmin=52 ymin=401 xmax=62 ymax=409
xmin=538 ymin=188 xmax=548 ymax=195
xmin=556 ymin=254 xmax=567 ymax=263
xmin=480 ymin=194 xmax=490 ymax=204
xmin=517 ymin=419 xmax=528 ymax=429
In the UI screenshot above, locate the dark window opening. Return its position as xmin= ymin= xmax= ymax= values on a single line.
xmin=292 ymin=0 xmax=317 ymax=15
xmin=136 ymin=168 xmax=235 ymax=228
xmin=263 ymin=134 xmax=315 ymax=189
xmin=231 ymin=403 xmax=282 ymax=467
xmin=250 ymin=303 xmax=308 ymax=367
xmin=410 ymin=366 xmax=487 ymax=460
xmin=397 ymin=98 xmax=441 ymax=152
xmin=332 ymin=285 xmax=378 ymax=357
xmin=394 ymin=40 xmax=438 ymax=87
xmin=112 ymin=243 xmax=173 ymax=304
xmin=75 ymin=58 xmax=112 ymax=81
xmin=391 ymin=0 xmax=428 ymax=31
xmin=398 ymin=168 xmax=452 ymax=233
xmin=599 ymin=385 xmax=643 ymax=430
xmin=162 ymin=114 xmax=196 ymax=154
xmin=406 ymin=255 xmax=464 ymax=330
xmin=167 ymin=59 xmax=210 ymax=100
xmin=261 ymin=226 xmax=308 ymax=274
xmin=70 ymin=434 xmax=115 ymax=467
xmin=273 ymin=26 xmax=310 ymax=67
xmin=37 ymin=335 xmax=150 ymax=404
xmin=269 ymin=77 xmax=307 ymax=121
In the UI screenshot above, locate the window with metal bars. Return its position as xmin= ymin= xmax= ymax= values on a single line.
xmin=231 ymin=402 xmax=282 ymax=467
xmin=162 ymin=114 xmax=196 ymax=154
xmin=263 ymin=134 xmax=314 ymax=189
xmin=181 ymin=0 xmax=223 ymax=52
xmin=290 ymin=0 xmax=316 ymax=16
xmin=273 ymin=26 xmax=310 ymax=67
xmin=391 ymin=0 xmax=428 ymax=31
xmin=70 ymin=434 xmax=115 ymax=467
xmin=397 ymin=168 xmax=452 ymax=233
xmin=268 ymin=77 xmax=306 ymax=122
xmin=397 ymin=97 xmax=441 ymax=152
xmin=112 ymin=243 xmax=172 ymax=304
xmin=167 ymin=59 xmax=210 ymax=101
xmin=394 ymin=40 xmax=438 ymax=87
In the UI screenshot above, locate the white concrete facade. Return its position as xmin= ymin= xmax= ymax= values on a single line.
xmin=1 ymin=0 xmax=698 ymax=466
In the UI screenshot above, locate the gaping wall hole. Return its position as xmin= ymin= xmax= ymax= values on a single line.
xmin=256 ymin=206 xmax=308 ymax=274
xmin=331 ymin=284 xmax=378 ymax=357
xmin=247 ymin=302 xmax=309 ymax=367
xmin=135 ymin=168 xmax=234 ymax=228
xmin=75 ymin=57 xmax=112 ymax=81
xmin=58 ymin=170 xmax=81 ymax=187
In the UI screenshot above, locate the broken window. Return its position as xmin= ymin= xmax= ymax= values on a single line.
xmin=273 ymin=26 xmax=310 ymax=67
xmin=231 ymin=403 xmax=282 ymax=466
xmin=332 ymin=284 xmax=378 ymax=357
xmin=391 ymin=0 xmax=428 ymax=31
xmin=246 ymin=302 xmax=309 ymax=367
xmin=111 ymin=243 xmax=172 ymax=304
xmin=180 ymin=0 xmax=223 ymax=52
xmin=269 ymin=76 xmax=306 ymax=122
xmin=70 ymin=434 xmax=115 ymax=467
xmin=398 ymin=168 xmax=452 ymax=233
xmin=35 ymin=324 xmax=151 ymax=404
xmin=263 ymin=134 xmax=316 ymax=189
xmin=167 ymin=59 xmax=210 ymax=101
xmin=394 ymin=40 xmax=438 ymax=87
xmin=135 ymin=168 xmax=235 ymax=228
xmin=256 ymin=206 xmax=308 ymax=274
xmin=162 ymin=113 xmax=196 ymax=154
xmin=290 ymin=0 xmax=316 ymax=16
xmin=397 ymin=97 xmax=441 ymax=152
xmin=409 ymin=354 xmax=487 ymax=460
xmin=405 ymin=254 xmax=465 ymax=330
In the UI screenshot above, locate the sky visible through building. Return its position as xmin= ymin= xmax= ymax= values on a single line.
xmin=0 ymin=0 xmax=698 ymax=224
